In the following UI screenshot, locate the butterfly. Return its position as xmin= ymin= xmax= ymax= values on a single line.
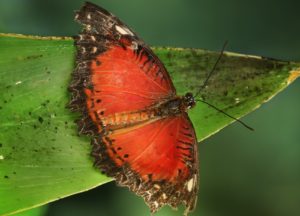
xmin=69 ymin=2 xmax=199 ymax=215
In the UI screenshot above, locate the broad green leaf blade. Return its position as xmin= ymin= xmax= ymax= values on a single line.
xmin=0 ymin=34 xmax=110 ymax=216
xmin=156 ymin=48 xmax=300 ymax=140
xmin=0 ymin=34 xmax=299 ymax=215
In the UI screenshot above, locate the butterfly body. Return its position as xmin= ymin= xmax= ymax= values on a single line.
xmin=69 ymin=2 xmax=199 ymax=215
xmin=97 ymin=94 xmax=194 ymax=133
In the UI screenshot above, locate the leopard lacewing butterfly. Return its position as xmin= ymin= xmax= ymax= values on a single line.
xmin=69 ymin=2 xmax=199 ymax=215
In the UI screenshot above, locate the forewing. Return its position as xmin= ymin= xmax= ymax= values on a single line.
xmin=92 ymin=114 xmax=199 ymax=214
xmin=69 ymin=2 xmax=176 ymax=134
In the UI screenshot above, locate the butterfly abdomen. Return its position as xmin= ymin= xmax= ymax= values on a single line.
xmin=101 ymin=109 xmax=157 ymax=129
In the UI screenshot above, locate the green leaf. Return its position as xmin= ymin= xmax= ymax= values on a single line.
xmin=0 ymin=34 xmax=299 ymax=215
xmin=157 ymin=48 xmax=300 ymax=140
xmin=0 ymin=34 xmax=110 ymax=216
xmin=12 ymin=207 xmax=46 ymax=216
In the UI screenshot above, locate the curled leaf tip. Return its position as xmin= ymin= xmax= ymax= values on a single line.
xmin=288 ymin=68 xmax=300 ymax=84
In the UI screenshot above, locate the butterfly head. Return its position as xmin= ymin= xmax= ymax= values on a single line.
xmin=183 ymin=92 xmax=196 ymax=110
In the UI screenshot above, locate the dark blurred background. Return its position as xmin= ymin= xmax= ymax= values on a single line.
xmin=1 ymin=0 xmax=300 ymax=216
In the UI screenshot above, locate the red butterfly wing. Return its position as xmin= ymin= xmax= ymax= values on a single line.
xmin=69 ymin=2 xmax=198 ymax=215
xmin=87 ymin=44 xmax=175 ymax=117
xmin=92 ymin=113 xmax=199 ymax=213
xmin=69 ymin=2 xmax=176 ymax=134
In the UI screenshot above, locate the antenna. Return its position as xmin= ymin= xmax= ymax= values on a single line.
xmin=196 ymin=99 xmax=254 ymax=131
xmin=193 ymin=41 xmax=253 ymax=131
xmin=194 ymin=41 xmax=228 ymax=98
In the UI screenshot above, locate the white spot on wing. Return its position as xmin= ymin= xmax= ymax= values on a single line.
xmin=92 ymin=47 xmax=97 ymax=53
xmin=131 ymin=41 xmax=138 ymax=50
xmin=86 ymin=24 xmax=91 ymax=31
xmin=115 ymin=25 xmax=134 ymax=36
xmin=187 ymin=178 xmax=194 ymax=192
xmin=145 ymin=190 xmax=152 ymax=200
xmin=186 ymin=174 xmax=197 ymax=192
xmin=153 ymin=184 xmax=161 ymax=189
xmin=87 ymin=13 xmax=91 ymax=20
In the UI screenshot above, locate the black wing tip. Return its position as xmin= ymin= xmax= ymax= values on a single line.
xmin=81 ymin=1 xmax=111 ymax=16
xmin=83 ymin=1 xmax=101 ymax=9
xmin=75 ymin=1 xmax=113 ymax=24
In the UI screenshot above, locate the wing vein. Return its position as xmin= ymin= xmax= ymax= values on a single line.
xmin=131 ymin=118 xmax=175 ymax=164
xmin=96 ymin=56 xmax=172 ymax=94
